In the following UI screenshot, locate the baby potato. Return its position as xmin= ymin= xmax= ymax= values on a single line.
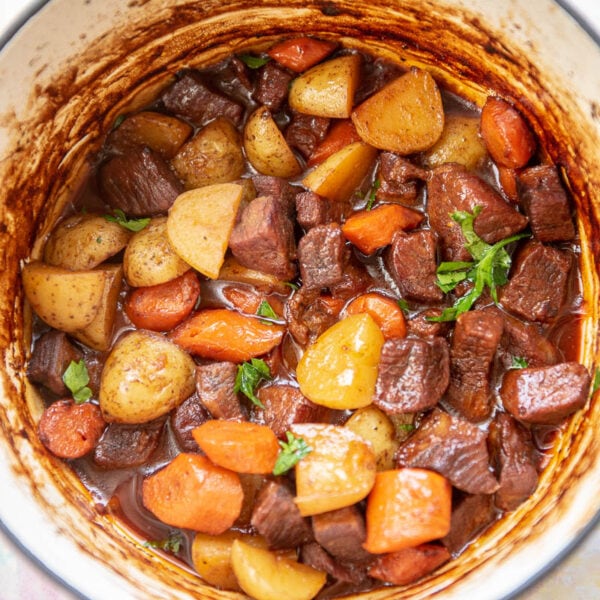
xmin=290 ymin=423 xmax=377 ymax=516
xmin=244 ymin=106 xmax=302 ymax=178
xmin=288 ymin=54 xmax=361 ymax=118
xmin=44 ymin=213 xmax=131 ymax=271
xmin=171 ymin=118 xmax=245 ymax=189
xmin=123 ymin=216 xmax=190 ymax=287
xmin=99 ymin=329 xmax=195 ymax=423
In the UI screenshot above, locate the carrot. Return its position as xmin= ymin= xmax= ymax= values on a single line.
xmin=192 ymin=421 xmax=280 ymax=474
xmin=497 ymin=166 xmax=519 ymax=203
xmin=142 ymin=453 xmax=243 ymax=534
xmin=267 ymin=36 xmax=337 ymax=72
xmin=363 ymin=468 xmax=452 ymax=554
xmin=222 ymin=285 xmax=284 ymax=319
xmin=344 ymin=292 xmax=407 ymax=339
xmin=480 ymin=96 xmax=536 ymax=169
xmin=38 ymin=399 xmax=106 ymax=459
xmin=169 ymin=308 xmax=285 ymax=362
xmin=307 ymin=120 xmax=362 ymax=166
xmin=341 ymin=204 xmax=424 ymax=255
xmin=124 ymin=270 xmax=200 ymax=331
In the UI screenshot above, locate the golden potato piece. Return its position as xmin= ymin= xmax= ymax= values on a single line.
xmin=167 ymin=183 xmax=244 ymax=279
xmin=351 ymin=68 xmax=444 ymax=154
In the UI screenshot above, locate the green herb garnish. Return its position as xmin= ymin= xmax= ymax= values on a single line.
xmin=257 ymin=300 xmax=278 ymax=321
xmin=273 ymin=432 xmax=312 ymax=476
xmin=104 ymin=209 xmax=150 ymax=232
xmin=112 ymin=114 xmax=126 ymax=130
xmin=397 ymin=298 xmax=410 ymax=313
xmin=239 ymin=54 xmax=271 ymax=69
xmin=396 ymin=423 xmax=416 ymax=432
xmin=592 ymin=367 xmax=600 ymax=395
xmin=365 ymin=178 xmax=381 ymax=211
xmin=63 ymin=360 xmax=93 ymax=404
xmin=144 ymin=532 xmax=183 ymax=554
xmin=234 ymin=358 xmax=271 ymax=408
xmin=284 ymin=282 xmax=299 ymax=291
xmin=511 ymin=356 xmax=529 ymax=369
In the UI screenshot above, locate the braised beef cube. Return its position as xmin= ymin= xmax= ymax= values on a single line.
xmin=384 ymin=229 xmax=443 ymax=303
xmin=407 ymin=308 xmax=451 ymax=339
xmin=374 ymin=337 xmax=449 ymax=414
xmin=228 ymin=55 xmax=253 ymax=91
xmin=329 ymin=259 xmax=373 ymax=300
xmin=354 ymin=56 xmax=404 ymax=104
xmin=488 ymin=413 xmax=538 ymax=511
xmin=369 ymin=544 xmax=451 ymax=585
xmin=161 ymin=71 xmax=243 ymax=127
xmin=376 ymin=152 xmax=427 ymax=205
xmin=518 ymin=164 xmax=575 ymax=243
xmin=446 ymin=310 xmax=503 ymax=422
xmin=251 ymin=480 xmax=313 ymax=549
xmin=312 ymin=506 xmax=371 ymax=563
xmin=500 ymin=241 xmax=571 ymax=323
xmin=93 ymin=419 xmax=164 ymax=469
xmin=254 ymin=62 xmax=294 ymax=112
xmin=296 ymin=191 xmax=346 ymax=230
xmin=427 ymin=163 xmax=528 ymax=261
xmin=441 ymin=494 xmax=496 ymax=555
xmin=500 ymin=362 xmax=591 ymax=425
xmin=297 ymin=223 xmax=348 ymax=290
xmin=195 ymin=362 xmax=246 ymax=421
xmin=301 ymin=542 xmax=370 ymax=585
xmin=252 ymin=174 xmax=297 ymax=216
xmin=395 ymin=408 xmax=499 ymax=494
xmin=98 ymin=146 xmax=182 ymax=217
xmin=286 ymin=112 xmax=330 ymax=159
xmin=170 ymin=393 xmax=211 ymax=451
xmin=28 ymin=330 xmax=83 ymax=396
xmin=229 ymin=195 xmax=297 ymax=280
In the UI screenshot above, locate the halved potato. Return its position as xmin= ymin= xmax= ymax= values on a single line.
xmin=288 ymin=54 xmax=361 ymax=118
xmin=167 ymin=183 xmax=244 ymax=279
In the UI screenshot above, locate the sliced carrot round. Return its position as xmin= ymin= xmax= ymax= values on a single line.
xmin=344 ymin=292 xmax=407 ymax=339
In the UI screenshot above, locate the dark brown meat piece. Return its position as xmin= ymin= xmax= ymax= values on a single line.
xmin=254 ymin=61 xmax=294 ymax=112
xmin=376 ymin=152 xmax=427 ymax=205
xmin=170 ymin=393 xmax=211 ymax=451
xmin=286 ymin=112 xmax=330 ymax=159
xmin=446 ymin=310 xmax=504 ymax=422
xmin=499 ymin=241 xmax=571 ymax=323
xmin=252 ymin=175 xmax=297 ymax=216
xmin=427 ymin=163 xmax=528 ymax=261
xmin=354 ymin=56 xmax=404 ymax=104
xmin=395 ymin=408 xmax=499 ymax=494
xmin=384 ymin=229 xmax=443 ymax=303
xmin=297 ymin=223 xmax=348 ymax=290
xmin=27 ymin=330 xmax=83 ymax=396
xmin=229 ymin=195 xmax=297 ymax=280
xmin=98 ymin=146 xmax=183 ymax=217
xmin=195 ymin=362 xmax=246 ymax=421
xmin=300 ymin=543 xmax=370 ymax=586
xmin=488 ymin=412 xmax=538 ymax=511
xmin=251 ymin=480 xmax=313 ymax=549
xmin=161 ymin=70 xmax=243 ymax=127
xmin=406 ymin=308 xmax=451 ymax=339
xmin=93 ymin=419 xmax=164 ymax=469
xmin=328 ymin=258 xmax=373 ymax=300
xmin=374 ymin=337 xmax=450 ymax=414
xmin=518 ymin=164 xmax=575 ymax=242
xmin=500 ymin=362 xmax=591 ymax=424
xmin=296 ymin=191 xmax=346 ymax=231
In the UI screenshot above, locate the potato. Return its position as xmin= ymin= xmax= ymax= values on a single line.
xmin=290 ymin=423 xmax=377 ymax=516
xmin=123 ymin=216 xmax=190 ymax=287
xmin=297 ymin=313 xmax=384 ymax=410
xmin=218 ymin=256 xmax=289 ymax=294
xmin=231 ymin=539 xmax=327 ymax=600
xmin=351 ymin=68 xmax=444 ymax=154
xmin=99 ymin=329 xmax=195 ymax=423
xmin=423 ymin=113 xmax=487 ymax=170
xmin=345 ymin=405 xmax=400 ymax=471
xmin=171 ymin=117 xmax=245 ymax=189
xmin=167 ymin=183 xmax=243 ymax=279
xmin=243 ymin=106 xmax=302 ymax=178
xmin=43 ymin=213 xmax=131 ymax=270
xmin=288 ymin=54 xmax=361 ymax=118
xmin=22 ymin=261 xmax=108 ymax=332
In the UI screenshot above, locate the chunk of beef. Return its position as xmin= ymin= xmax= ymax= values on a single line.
xmin=384 ymin=229 xmax=443 ymax=303
xmin=427 ymin=163 xmax=528 ymax=261
xmin=328 ymin=258 xmax=373 ymax=300
xmin=229 ymin=195 xmax=297 ymax=280
xmin=406 ymin=308 xmax=451 ymax=339
xmin=499 ymin=241 xmax=571 ymax=323
xmin=93 ymin=419 xmax=164 ymax=469
xmin=395 ymin=408 xmax=499 ymax=494
xmin=446 ymin=310 xmax=504 ymax=422
xmin=374 ymin=337 xmax=449 ymax=414
xmin=195 ymin=362 xmax=246 ymax=421
xmin=297 ymin=223 xmax=348 ymax=290
xmin=312 ymin=506 xmax=371 ymax=563
xmin=252 ymin=175 xmax=297 ymax=216
xmin=170 ymin=393 xmax=211 ymax=451
xmin=376 ymin=152 xmax=427 ymax=205
xmin=286 ymin=112 xmax=330 ymax=159
xmin=488 ymin=413 xmax=538 ymax=511
xmin=98 ymin=146 xmax=183 ymax=217
xmin=27 ymin=330 xmax=83 ymax=396
xmin=251 ymin=480 xmax=313 ymax=549
xmin=301 ymin=543 xmax=370 ymax=585
xmin=354 ymin=56 xmax=404 ymax=104
xmin=254 ymin=61 xmax=294 ymax=112
xmin=296 ymin=191 xmax=346 ymax=230
xmin=500 ymin=362 xmax=591 ymax=425
xmin=441 ymin=494 xmax=496 ymax=555
xmin=161 ymin=70 xmax=243 ymax=127
xmin=518 ymin=164 xmax=575 ymax=242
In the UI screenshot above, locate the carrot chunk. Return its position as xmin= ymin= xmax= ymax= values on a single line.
xmin=497 ymin=166 xmax=520 ymax=202
xmin=307 ymin=120 xmax=362 ymax=166
xmin=267 ymin=36 xmax=337 ymax=72
xmin=344 ymin=292 xmax=407 ymax=339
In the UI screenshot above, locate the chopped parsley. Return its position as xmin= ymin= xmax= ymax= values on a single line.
xmin=234 ymin=358 xmax=271 ymax=408
xmin=273 ymin=431 xmax=312 ymax=476
xmin=365 ymin=178 xmax=381 ymax=210
xmin=239 ymin=53 xmax=270 ymax=69
xmin=284 ymin=281 xmax=299 ymax=291
xmin=104 ymin=209 xmax=150 ymax=232
xmin=257 ymin=300 xmax=278 ymax=321
xmin=63 ymin=360 xmax=93 ymax=404
xmin=592 ymin=367 xmax=600 ymax=395
xmin=397 ymin=298 xmax=410 ymax=313
xmin=511 ymin=356 xmax=529 ymax=369
xmin=144 ymin=532 xmax=183 ymax=554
